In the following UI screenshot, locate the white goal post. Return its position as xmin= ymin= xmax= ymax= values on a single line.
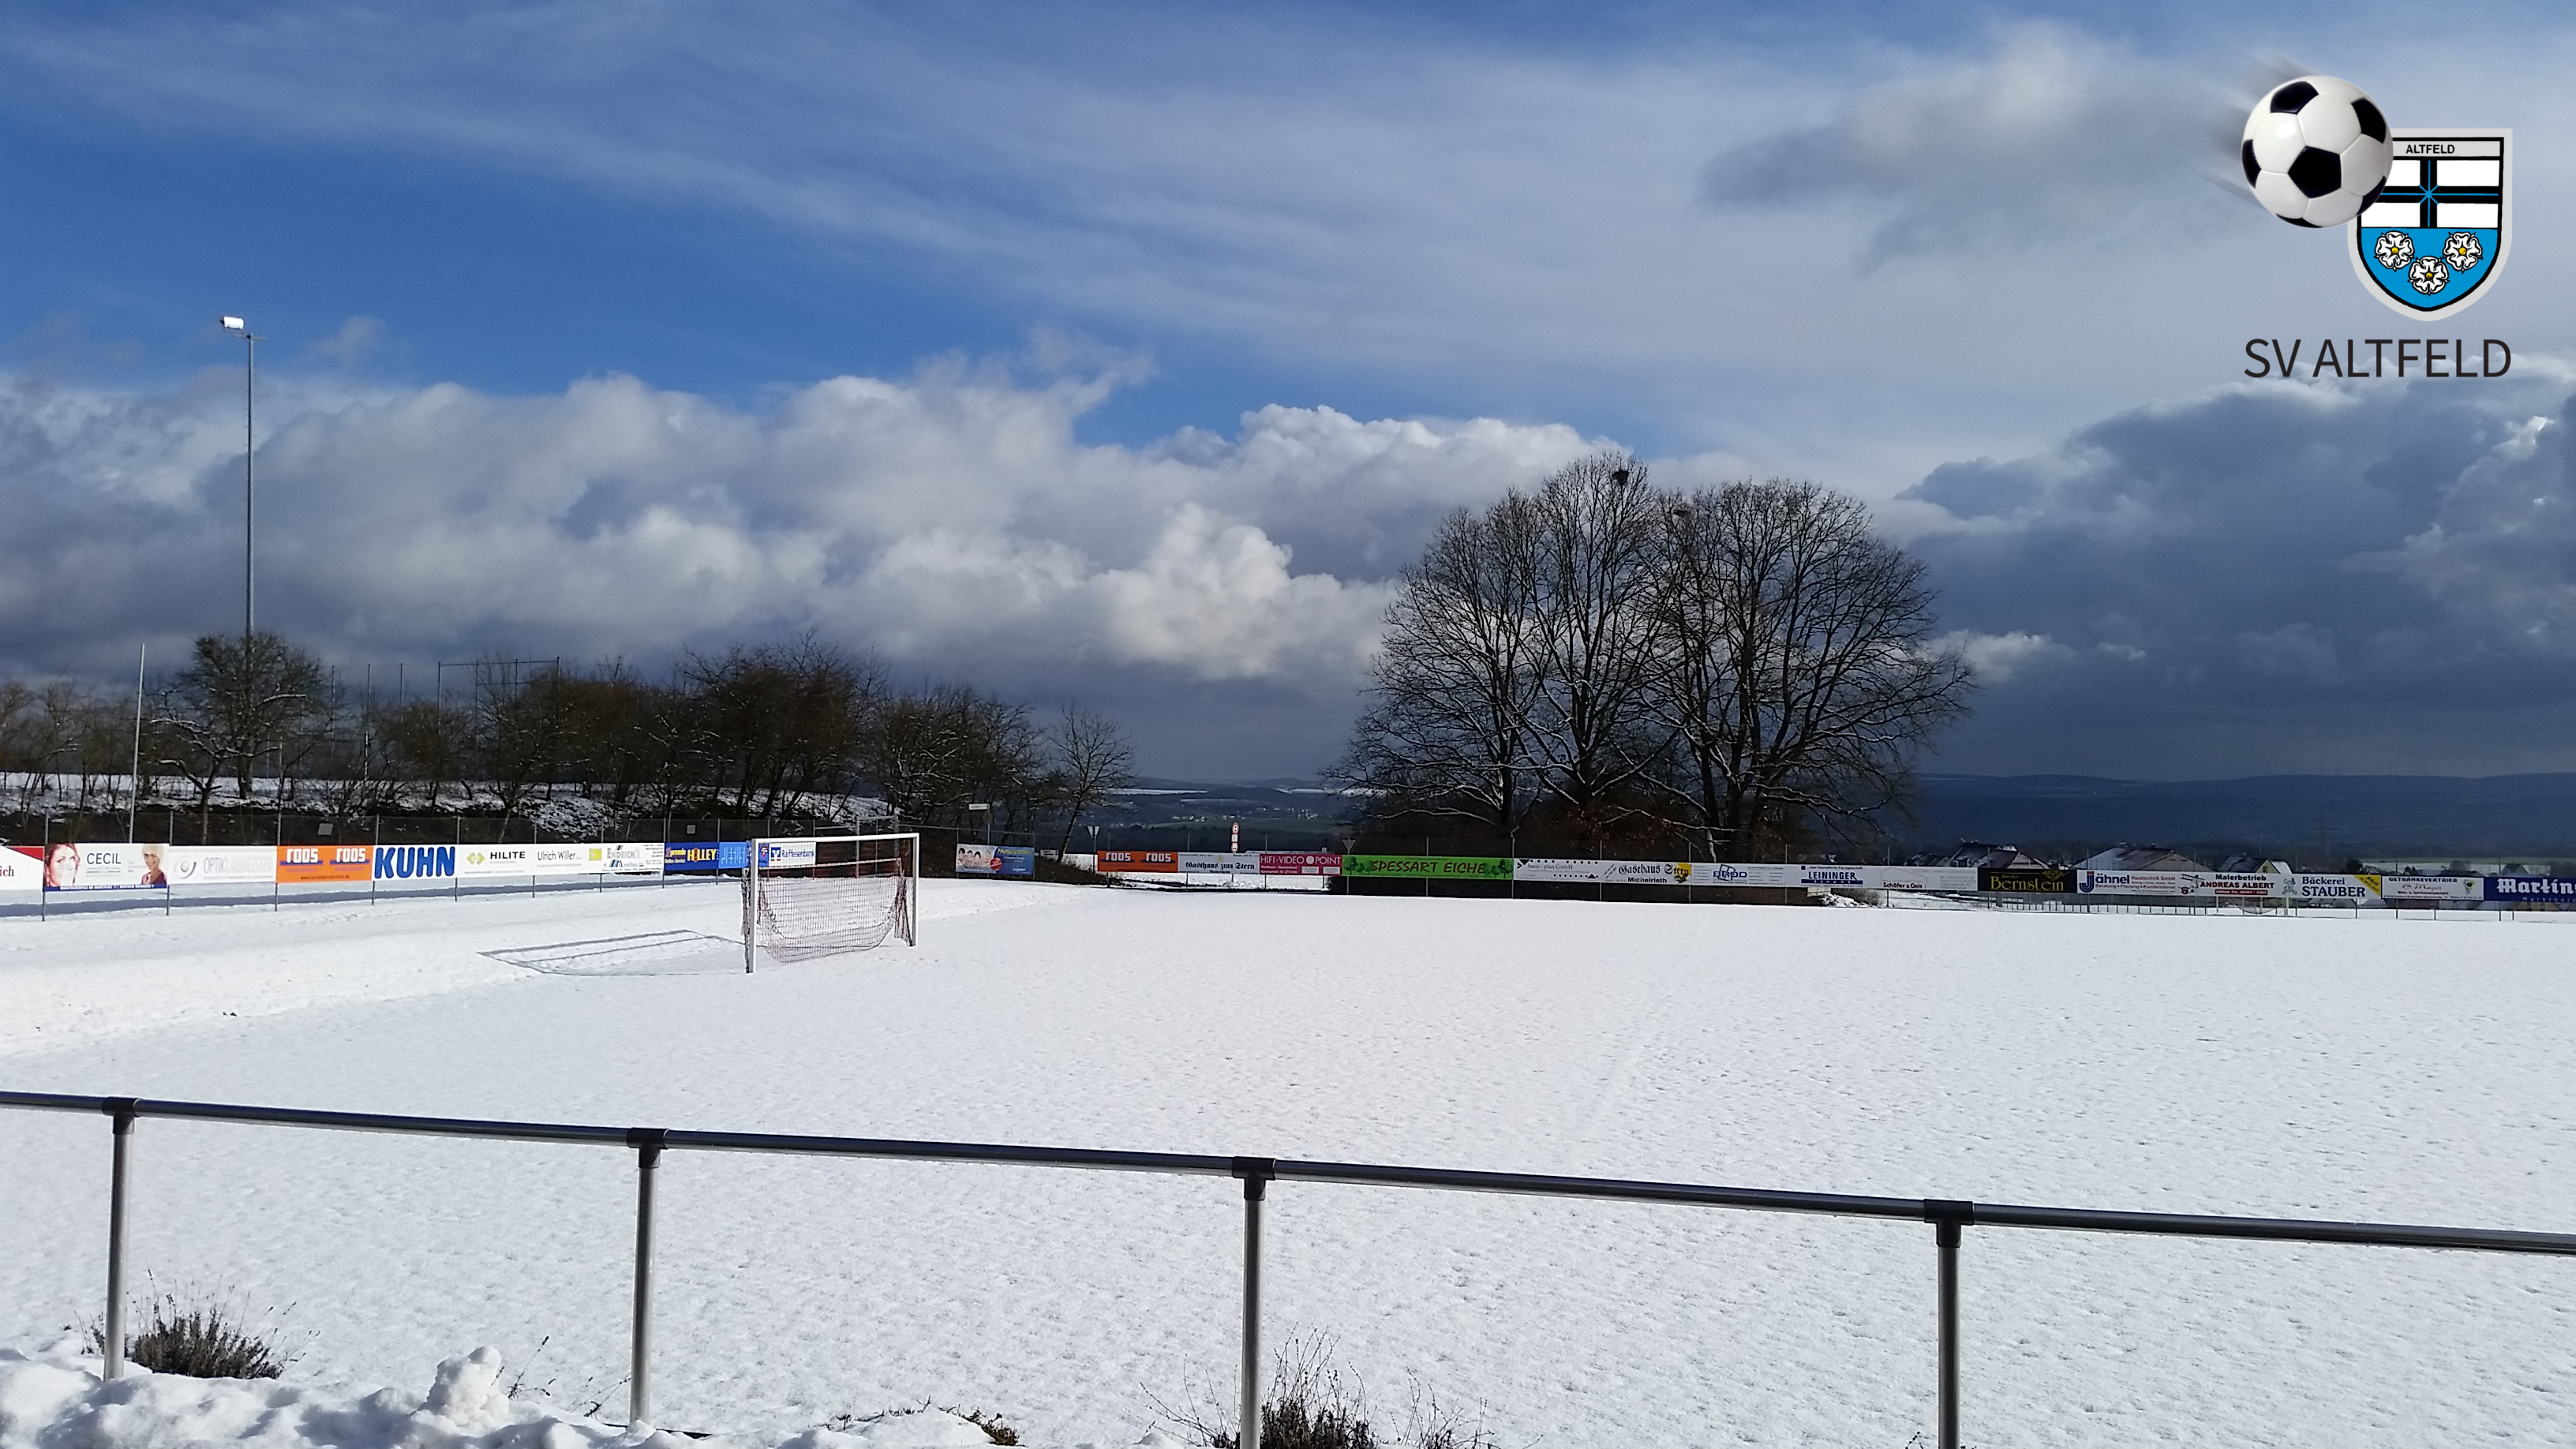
xmin=742 ymin=833 xmax=921 ymax=972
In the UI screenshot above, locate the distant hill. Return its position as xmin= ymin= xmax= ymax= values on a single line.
xmin=1907 ymin=774 xmax=2576 ymax=863
xmin=1100 ymin=773 xmax=2576 ymax=864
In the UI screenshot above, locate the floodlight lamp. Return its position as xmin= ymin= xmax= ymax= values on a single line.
xmin=220 ymin=316 xmax=248 ymax=332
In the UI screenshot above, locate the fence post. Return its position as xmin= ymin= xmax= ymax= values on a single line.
xmin=1927 ymin=1200 xmax=1969 ymax=1449
xmin=1234 ymin=1158 xmax=1274 ymax=1449
xmin=627 ymin=1129 xmax=665 ymax=1425
xmin=103 ymin=1099 xmax=138 ymax=1379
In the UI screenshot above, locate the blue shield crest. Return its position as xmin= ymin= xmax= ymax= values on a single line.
xmin=2349 ymin=130 xmax=2510 ymax=317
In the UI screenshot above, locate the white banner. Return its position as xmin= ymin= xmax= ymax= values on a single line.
xmin=0 ymin=846 xmax=42 ymax=893
xmin=1177 ymin=851 xmax=1262 ymax=874
xmin=1868 ymin=867 xmax=1981 ymax=892
xmin=166 ymin=845 xmax=279 ymax=886
xmin=2204 ymin=872 xmax=2284 ymax=899
xmin=1693 ymin=862 xmax=1793 ymax=887
xmin=2079 ymin=870 xmax=2200 ymax=897
xmin=600 ymin=841 xmax=665 ymax=874
xmin=2369 ymin=873 xmax=2484 ymax=901
xmin=455 ymin=844 xmax=606 ymax=878
xmin=2284 ymin=873 xmax=2384 ymax=905
xmin=754 ymin=839 xmax=818 ymax=870
xmin=27 ymin=842 xmax=169 ymax=891
xmin=1796 ymin=864 xmax=1872 ymax=889
xmin=1514 ymin=858 xmax=1608 ymax=882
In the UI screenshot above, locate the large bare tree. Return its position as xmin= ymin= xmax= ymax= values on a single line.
xmin=1645 ymin=479 xmax=1973 ymax=852
xmin=1335 ymin=491 xmax=1546 ymax=837
xmin=1342 ymin=465 xmax=1973 ymax=852
xmin=1522 ymin=453 xmax=1666 ymax=826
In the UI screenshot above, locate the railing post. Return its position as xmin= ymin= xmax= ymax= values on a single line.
xmin=103 ymin=1099 xmax=138 ymax=1380
xmin=1926 ymin=1200 xmax=1971 ymax=1449
xmin=1234 ymin=1157 xmax=1275 ymax=1449
xmin=627 ymin=1129 xmax=666 ymax=1425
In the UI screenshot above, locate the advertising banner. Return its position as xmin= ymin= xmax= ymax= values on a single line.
xmin=455 ymin=845 xmax=544 ymax=878
xmin=1513 ymin=858 xmax=1607 ymax=883
xmin=29 ymin=842 xmax=170 ymax=891
xmin=1981 ymin=867 xmax=2076 ymax=894
xmin=1343 ymin=855 xmax=1511 ymax=880
xmin=599 ymin=841 xmax=665 ymax=874
xmin=665 ymin=841 xmax=722 ymax=873
xmin=2364 ymin=874 xmax=2485 ymax=902
xmin=1692 ymin=862 xmax=1792 ymax=887
xmin=2204 ymin=872 xmax=2285 ymax=900
xmin=1516 ymin=859 xmax=1720 ymax=886
xmin=374 ymin=844 xmax=459 ymax=882
xmin=2484 ymin=874 xmax=2576 ymax=904
xmin=276 ymin=844 xmax=373 ymax=884
xmin=168 ymin=845 xmax=280 ymax=886
xmin=2285 ymin=874 xmax=2383 ymax=906
xmin=2078 ymin=871 xmax=2200 ymax=897
xmin=1259 ymin=852 xmax=1342 ymax=876
xmin=0 ymin=845 xmax=44 ymax=893
xmin=1096 ymin=850 xmax=1178 ymax=874
xmin=1795 ymin=864 xmax=1872 ymax=889
xmin=956 ymin=844 xmax=1036 ymax=877
xmin=1613 ymin=860 xmax=1697 ymax=886
xmin=664 ymin=841 xmax=749 ymax=873
xmin=755 ymin=839 xmax=818 ymax=871
xmin=1868 ymin=867 xmax=1981 ymax=892
xmin=1177 ymin=852 xmax=1261 ymax=874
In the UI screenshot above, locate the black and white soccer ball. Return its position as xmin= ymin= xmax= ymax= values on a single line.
xmin=2241 ymin=76 xmax=2391 ymax=228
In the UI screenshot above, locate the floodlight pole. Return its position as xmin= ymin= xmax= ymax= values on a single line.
xmin=221 ymin=317 xmax=260 ymax=642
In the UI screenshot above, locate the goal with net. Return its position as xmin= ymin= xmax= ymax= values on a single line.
xmin=742 ymin=833 xmax=919 ymax=971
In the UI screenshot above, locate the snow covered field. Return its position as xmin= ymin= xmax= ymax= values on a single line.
xmin=2 ymin=882 xmax=2572 ymax=1447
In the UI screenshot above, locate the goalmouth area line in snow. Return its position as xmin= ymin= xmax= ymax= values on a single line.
xmin=8 ymin=1090 xmax=2574 ymax=1449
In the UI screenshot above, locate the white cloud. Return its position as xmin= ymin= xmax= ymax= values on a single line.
xmin=1932 ymin=629 xmax=2071 ymax=683
xmin=0 ymin=360 xmax=1607 ymax=721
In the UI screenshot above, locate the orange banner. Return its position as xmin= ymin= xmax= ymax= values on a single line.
xmin=275 ymin=844 xmax=374 ymax=882
xmin=1096 ymin=849 xmax=1178 ymax=873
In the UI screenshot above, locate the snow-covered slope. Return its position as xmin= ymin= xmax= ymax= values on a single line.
xmin=2 ymin=885 xmax=2571 ymax=1446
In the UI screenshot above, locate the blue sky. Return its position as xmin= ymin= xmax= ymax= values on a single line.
xmin=3 ymin=2 xmax=2573 ymax=778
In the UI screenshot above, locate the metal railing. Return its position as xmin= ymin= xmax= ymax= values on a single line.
xmin=6 ymin=1089 xmax=2572 ymax=1449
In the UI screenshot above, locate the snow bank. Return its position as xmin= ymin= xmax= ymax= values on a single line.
xmin=0 ymin=1343 xmax=1165 ymax=1449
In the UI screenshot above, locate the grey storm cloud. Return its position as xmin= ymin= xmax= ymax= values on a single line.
xmin=1899 ymin=372 xmax=2576 ymax=774
xmin=0 ymin=358 xmax=1602 ymax=779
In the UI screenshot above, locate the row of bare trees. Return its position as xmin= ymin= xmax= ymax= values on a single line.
xmin=1335 ymin=453 xmax=1975 ymax=856
xmin=1 ymin=634 xmax=1133 ymax=841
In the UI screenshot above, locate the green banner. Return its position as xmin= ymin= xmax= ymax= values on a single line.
xmin=1342 ymin=854 xmax=1512 ymax=880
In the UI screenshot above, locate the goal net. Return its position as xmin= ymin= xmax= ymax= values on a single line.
xmin=742 ymin=833 xmax=919 ymax=969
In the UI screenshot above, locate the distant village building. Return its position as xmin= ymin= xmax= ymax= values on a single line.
xmin=1917 ymin=841 xmax=2050 ymax=869
xmin=2079 ymin=844 xmax=2208 ymax=873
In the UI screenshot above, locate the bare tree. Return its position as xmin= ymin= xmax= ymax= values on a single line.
xmin=1522 ymin=453 xmax=1667 ymax=829
xmin=1644 ymin=479 xmax=1974 ymax=853
xmin=863 ymin=684 xmax=1043 ymax=829
xmin=1046 ymin=706 xmax=1136 ymax=855
xmin=157 ymin=632 xmax=341 ymax=809
xmin=1335 ymin=492 xmax=1546 ymax=838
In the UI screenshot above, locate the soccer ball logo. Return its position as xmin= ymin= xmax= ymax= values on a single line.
xmin=2443 ymin=230 xmax=2484 ymax=270
xmin=2241 ymin=76 xmax=2392 ymax=227
xmin=2373 ymin=231 xmax=2413 ymax=269
xmin=2409 ymin=258 xmax=2451 ymax=295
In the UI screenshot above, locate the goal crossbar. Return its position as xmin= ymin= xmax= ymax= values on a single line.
xmin=743 ymin=832 xmax=921 ymax=972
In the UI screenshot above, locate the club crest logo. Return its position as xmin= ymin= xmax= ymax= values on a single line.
xmin=2350 ymin=130 xmax=2510 ymax=317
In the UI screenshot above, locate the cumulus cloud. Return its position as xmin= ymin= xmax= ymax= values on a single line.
xmin=0 ymin=358 xmax=1606 ymax=776
xmin=1901 ymin=372 xmax=2576 ymax=774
